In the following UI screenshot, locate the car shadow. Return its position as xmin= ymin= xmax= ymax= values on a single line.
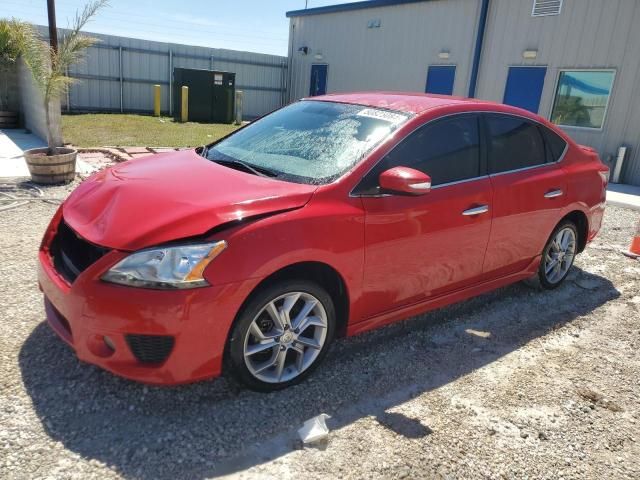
xmin=19 ymin=267 xmax=619 ymax=479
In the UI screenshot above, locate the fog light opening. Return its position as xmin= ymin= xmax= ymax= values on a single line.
xmin=87 ymin=334 xmax=116 ymax=358
xmin=104 ymin=335 xmax=116 ymax=352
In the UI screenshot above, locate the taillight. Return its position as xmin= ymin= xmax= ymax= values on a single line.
xmin=599 ymin=170 xmax=609 ymax=187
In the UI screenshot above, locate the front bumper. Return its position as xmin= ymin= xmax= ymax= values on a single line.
xmin=38 ymin=241 xmax=260 ymax=386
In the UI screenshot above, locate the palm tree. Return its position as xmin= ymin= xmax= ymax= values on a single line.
xmin=0 ymin=19 xmax=32 ymax=113
xmin=21 ymin=0 xmax=109 ymax=154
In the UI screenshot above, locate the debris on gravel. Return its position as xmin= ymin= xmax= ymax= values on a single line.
xmin=1 ymin=180 xmax=639 ymax=480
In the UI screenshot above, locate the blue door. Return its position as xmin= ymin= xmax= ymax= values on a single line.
xmin=503 ymin=66 xmax=547 ymax=113
xmin=310 ymin=64 xmax=328 ymax=96
xmin=425 ymin=65 xmax=456 ymax=95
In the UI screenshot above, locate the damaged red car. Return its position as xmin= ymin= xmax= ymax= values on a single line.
xmin=38 ymin=93 xmax=608 ymax=391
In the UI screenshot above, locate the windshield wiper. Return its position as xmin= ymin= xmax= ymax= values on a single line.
xmin=212 ymin=158 xmax=279 ymax=178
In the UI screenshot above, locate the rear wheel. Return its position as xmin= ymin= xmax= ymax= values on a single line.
xmin=227 ymin=279 xmax=335 ymax=392
xmin=537 ymin=220 xmax=578 ymax=289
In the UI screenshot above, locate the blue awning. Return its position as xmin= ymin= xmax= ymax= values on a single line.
xmin=561 ymin=74 xmax=610 ymax=95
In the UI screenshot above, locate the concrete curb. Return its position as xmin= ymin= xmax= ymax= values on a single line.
xmin=606 ymin=199 xmax=640 ymax=212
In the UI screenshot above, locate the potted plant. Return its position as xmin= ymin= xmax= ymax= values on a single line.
xmin=22 ymin=0 xmax=107 ymax=184
xmin=0 ymin=19 xmax=30 ymax=129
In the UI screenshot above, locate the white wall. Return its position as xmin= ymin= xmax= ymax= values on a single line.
xmin=18 ymin=59 xmax=62 ymax=146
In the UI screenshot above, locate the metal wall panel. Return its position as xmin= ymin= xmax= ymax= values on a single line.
xmin=44 ymin=28 xmax=287 ymax=119
xmin=287 ymin=0 xmax=482 ymax=101
xmin=475 ymin=0 xmax=640 ymax=185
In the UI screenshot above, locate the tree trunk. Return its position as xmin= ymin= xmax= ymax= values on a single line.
xmin=44 ymin=96 xmax=55 ymax=156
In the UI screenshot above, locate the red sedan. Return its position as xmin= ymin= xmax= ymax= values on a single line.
xmin=38 ymin=93 xmax=609 ymax=391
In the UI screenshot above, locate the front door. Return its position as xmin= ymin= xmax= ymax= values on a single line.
xmin=425 ymin=65 xmax=456 ymax=95
xmin=309 ymin=64 xmax=328 ymax=96
xmin=356 ymin=114 xmax=492 ymax=319
xmin=503 ymin=66 xmax=547 ymax=113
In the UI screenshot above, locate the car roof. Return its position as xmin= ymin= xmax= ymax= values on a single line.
xmin=306 ymin=91 xmax=513 ymax=115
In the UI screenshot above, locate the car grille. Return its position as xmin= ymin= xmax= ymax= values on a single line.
xmin=126 ymin=334 xmax=175 ymax=364
xmin=50 ymin=220 xmax=110 ymax=283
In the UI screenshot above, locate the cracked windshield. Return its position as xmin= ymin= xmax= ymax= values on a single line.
xmin=208 ymin=100 xmax=409 ymax=183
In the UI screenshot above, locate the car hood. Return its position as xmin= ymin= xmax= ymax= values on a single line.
xmin=63 ymin=150 xmax=317 ymax=251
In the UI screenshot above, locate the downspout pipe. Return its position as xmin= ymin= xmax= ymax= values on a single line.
xmin=468 ymin=0 xmax=490 ymax=98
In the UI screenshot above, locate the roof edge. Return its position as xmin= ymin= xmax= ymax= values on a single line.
xmin=286 ymin=0 xmax=432 ymax=18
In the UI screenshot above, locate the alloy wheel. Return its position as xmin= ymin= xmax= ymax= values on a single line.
xmin=543 ymin=226 xmax=577 ymax=284
xmin=243 ymin=292 xmax=328 ymax=384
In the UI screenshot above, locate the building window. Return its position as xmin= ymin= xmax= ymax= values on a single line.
xmin=550 ymin=70 xmax=615 ymax=129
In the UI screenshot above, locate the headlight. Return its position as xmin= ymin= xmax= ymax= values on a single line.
xmin=101 ymin=241 xmax=227 ymax=289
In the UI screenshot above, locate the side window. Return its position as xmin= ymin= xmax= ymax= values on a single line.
xmin=486 ymin=114 xmax=546 ymax=174
xmin=541 ymin=126 xmax=568 ymax=162
xmin=356 ymin=115 xmax=481 ymax=194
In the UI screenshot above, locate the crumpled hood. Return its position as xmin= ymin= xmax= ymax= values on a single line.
xmin=63 ymin=150 xmax=317 ymax=250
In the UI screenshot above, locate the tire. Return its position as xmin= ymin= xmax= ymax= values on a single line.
xmin=226 ymin=279 xmax=336 ymax=392
xmin=536 ymin=220 xmax=578 ymax=290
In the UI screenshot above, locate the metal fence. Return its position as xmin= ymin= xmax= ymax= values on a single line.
xmin=40 ymin=28 xmax=288 ymax=119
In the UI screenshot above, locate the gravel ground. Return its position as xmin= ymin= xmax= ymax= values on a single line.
xmin=1 ymin=178 xmax=639 ymax=479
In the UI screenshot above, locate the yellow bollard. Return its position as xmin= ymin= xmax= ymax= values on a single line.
xmin=181 ymin=86 xmax=189 ymax=123
xmin=153 ymin=84 xmax=161 ymax=117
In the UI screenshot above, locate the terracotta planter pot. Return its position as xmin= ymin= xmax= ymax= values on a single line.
xmin=24 ymin=147 xmax=77 ymax=185
xmin=0 ymin=111 xmax=19 ymax=129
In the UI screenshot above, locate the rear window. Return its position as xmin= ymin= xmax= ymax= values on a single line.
xmin=541 ymin=126 xmax=568 ymax=162
xmin=486 ymin=114 xmax=547 ymax=174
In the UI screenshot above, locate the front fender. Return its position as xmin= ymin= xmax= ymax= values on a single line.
xmin=203 ymin=194 xmax=366 ymax=316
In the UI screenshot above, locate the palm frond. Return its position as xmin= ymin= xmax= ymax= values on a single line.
xmin=21 ymin=32 xmax=51 ymax=93
xmin=55 ymin=0 xmax=109 ymax=73
xmin=53 ymin=34 xmax=97 ymax=75
xmin=18 ymin=0 xmax=110 ymax=150
xmin=22 ymin=0 xmax=109 ymax=95
xmin=0 ymin=18 xmax=35 ymax=66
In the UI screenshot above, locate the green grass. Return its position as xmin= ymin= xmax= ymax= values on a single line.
xmin=62 ymin=114 xmax=240 ymax=148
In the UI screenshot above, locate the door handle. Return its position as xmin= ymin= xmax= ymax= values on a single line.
xmin=462 ymin=205 xmax=489 ymax=216
xmin=544 ymin=189 xmax=564 ymax=199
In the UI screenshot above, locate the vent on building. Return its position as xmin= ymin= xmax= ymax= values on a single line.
xmin=532 ymin=0 xmax=563 ymax=17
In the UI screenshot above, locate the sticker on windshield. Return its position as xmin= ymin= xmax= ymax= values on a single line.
xmin=356 ymin=108 xmax=406 ymax=125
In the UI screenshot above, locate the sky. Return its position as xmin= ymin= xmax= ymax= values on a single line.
xmin=3 ymin=0 xmax=361 ymax=56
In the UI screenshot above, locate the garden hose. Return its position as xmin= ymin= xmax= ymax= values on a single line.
xmin=0 ymin=182 xmax=64 ymax=212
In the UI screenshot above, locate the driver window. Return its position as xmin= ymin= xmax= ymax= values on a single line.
xmin=355 ymin=114 xmax=481 ymax=195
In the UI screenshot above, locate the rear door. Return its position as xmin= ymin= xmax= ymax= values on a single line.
xmin=482 ymin=113 xmax=568 ymax=278
xmin=356 ymin=114 xmax=493 ymax=319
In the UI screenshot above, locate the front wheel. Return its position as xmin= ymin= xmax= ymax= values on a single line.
xmin=537 ymin=220 xmax=578 ymax=289
xmin=226 ymin=280 xmax=335 ymax=392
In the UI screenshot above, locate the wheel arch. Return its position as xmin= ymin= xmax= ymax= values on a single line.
xmin=229 ymin=261 xmax=351 ymax=341
xmin=559 ymin=210 xmax=589 ymax=253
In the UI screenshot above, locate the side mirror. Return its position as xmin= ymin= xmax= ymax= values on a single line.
xmin=379 ymin=167 xmax=431 ymax=195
